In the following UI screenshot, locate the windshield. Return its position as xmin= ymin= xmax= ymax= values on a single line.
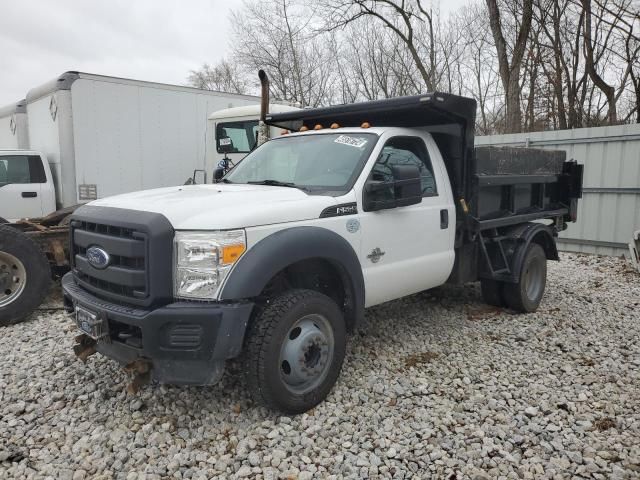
xmin=216 ymin=120 xmax=259 ymax=153
xmin=224 ymin=132 xmax=377 ymax=195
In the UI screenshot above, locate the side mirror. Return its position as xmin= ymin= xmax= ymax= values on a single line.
xmin=363 ymin=165 xmax=422 ymax=212
xmin=391 ymin=165 xmax=422 ymax=207
xmin=213 ymin=167 xmax=225 ymax=182
xmin=190 ymin=169 xmax=207 ymax=185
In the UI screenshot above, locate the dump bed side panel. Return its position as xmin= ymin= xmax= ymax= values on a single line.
xmin=472 ymin=146 xmax=571 ymax=223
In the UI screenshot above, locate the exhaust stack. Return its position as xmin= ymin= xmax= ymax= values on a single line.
xmin=259 ymin=69 xmax=269 ymax=121
xmin=257 ymin=70 xmax=270 ymax=146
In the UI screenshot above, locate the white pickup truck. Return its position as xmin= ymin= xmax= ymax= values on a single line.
xmin=62 ymin=90 xmax=583 ymax=413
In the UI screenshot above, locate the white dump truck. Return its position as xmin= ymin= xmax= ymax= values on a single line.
xmin=62 ymin=73 xmax=584 ymax=413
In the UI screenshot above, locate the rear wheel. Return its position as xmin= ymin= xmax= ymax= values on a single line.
xmin=0 ymin=226 xmax=51 ymax=326
xmin=503 ymin=243 xmax=547 ymax=313
xmin=244 ymin=289 xmax=346 ymax=414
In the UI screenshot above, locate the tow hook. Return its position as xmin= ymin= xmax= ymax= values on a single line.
xmin=124 ymin=359 xmax=152 ymax=394
xmin=73 ymin=334 xmax=97 ymax=363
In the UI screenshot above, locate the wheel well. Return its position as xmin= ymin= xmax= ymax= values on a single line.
xmin=259 ymin=258 xmax=356 ymax=331
xmin=530 ymin=230 xmax=559 ymax=261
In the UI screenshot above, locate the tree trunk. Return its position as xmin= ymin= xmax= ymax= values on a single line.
xmin=485 ymin=0 xmax=534 ymax=133
xmin=581 ymin=0 xmax=617 ymax=124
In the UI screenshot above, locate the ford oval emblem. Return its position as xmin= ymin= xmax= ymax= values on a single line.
xmin=86 ymin=246 xmax=110 ymax=270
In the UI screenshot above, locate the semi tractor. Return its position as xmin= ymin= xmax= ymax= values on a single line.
xmin=61 ymin=73 xmax=583 ymax=413
xmin=0 ymin=72 xmax=267 ymax=325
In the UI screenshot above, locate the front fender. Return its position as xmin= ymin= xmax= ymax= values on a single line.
xmin=219 ymin=226 xmax=365 ymax=327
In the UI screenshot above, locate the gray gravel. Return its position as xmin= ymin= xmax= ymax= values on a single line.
xmin=1 ymin=253 xmax=639 ymax=479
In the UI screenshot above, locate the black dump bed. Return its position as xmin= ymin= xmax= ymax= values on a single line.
xmin=266 ymin=94 xmax=583 ymax=236
xmin=473 ymin=146 xmax=582 ymax=229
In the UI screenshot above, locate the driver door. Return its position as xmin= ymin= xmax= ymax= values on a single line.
xmin=358 ymin=135 xmax=455 ymax=307
xmin=0 ymin=154 xmax=46 ymax=221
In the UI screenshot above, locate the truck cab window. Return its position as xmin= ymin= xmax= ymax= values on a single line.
xmin=0 ymin=155 xmax=45 ymax=186
xmin=368 ymin=136 xmax=437 ymax=201
xmin=216 ymin=121 xmax=259 ymax=153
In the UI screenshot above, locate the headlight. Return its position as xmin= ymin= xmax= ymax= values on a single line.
xmin=174 ymin=230 xmax=246 ymax=300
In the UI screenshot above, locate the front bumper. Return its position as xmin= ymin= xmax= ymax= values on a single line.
xmin=62 ymin=272 xmax=253 ymax=385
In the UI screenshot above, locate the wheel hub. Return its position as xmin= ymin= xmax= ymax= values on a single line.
xmin=0 ymin=252 xmax=27 ymax=308
xmin=279 ymin=314 xmax=334 ymax=394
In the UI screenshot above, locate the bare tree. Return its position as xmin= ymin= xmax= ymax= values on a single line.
xmin=485 ymin=0 xmax=534 ymax=133
xmin=190 ymin=0 xmax=639 ymax=131
xmin=187 ymin=60 xmax=249 ymax=93
xmin=322 ymin=0 xmax=441 ymax=91
xmin=230 ymin=0 xmax=333 ymax=107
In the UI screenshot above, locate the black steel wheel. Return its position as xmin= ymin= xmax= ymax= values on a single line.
xmin=244 ymin=289 xmax=346 ymax=414
xmin=503 ymin=243 xmax=547 ymax=313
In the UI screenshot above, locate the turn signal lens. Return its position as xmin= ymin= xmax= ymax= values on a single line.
xmin=361 ymin=122 xmax=370 ymax=128
xmin=222 ymin=244 xmax=246 ymax=264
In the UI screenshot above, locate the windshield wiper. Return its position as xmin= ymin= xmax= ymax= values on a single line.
xmin=247 ymin=180 xmax=298 ymax=188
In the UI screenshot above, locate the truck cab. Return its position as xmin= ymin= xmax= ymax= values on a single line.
xmin=206 ymin=104 xmax=299 ymax=180
xmin=62 ymin=93 xmax=583 ymax=413
xmin=0 ymin=150 xmax=56 ymax=222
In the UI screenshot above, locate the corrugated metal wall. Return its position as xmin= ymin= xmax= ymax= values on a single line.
xmin=476 ymin=123 xmax=640 ymax=256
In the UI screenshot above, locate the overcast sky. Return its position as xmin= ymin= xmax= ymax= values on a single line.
xmin=0 ymin=0 xmax=469 ymax=106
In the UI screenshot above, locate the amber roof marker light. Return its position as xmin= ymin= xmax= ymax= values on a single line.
xmin=361 ymin=122 xmax=371 ymax=128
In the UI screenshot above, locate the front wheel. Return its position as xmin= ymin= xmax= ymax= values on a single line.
xmin=503 ymin=243 xmax=547 ymax=313
xmin=243 ymin=289 xmax=346 ymax=414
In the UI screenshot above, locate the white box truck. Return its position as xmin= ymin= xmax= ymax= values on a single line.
xmin=22 ymin=71 xmax=260 ymax=212
xmin=0 ymin=99 xmax=29 ymax=150
xmin=0 ymin=71 xmax=264 ymax=325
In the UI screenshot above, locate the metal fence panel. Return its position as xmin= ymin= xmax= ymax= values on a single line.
xmin=476 ymin=124 xmax=640 ymax=256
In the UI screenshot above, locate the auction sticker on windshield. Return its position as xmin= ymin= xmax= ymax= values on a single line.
xmin=334 ymin=135 xmax=368 ymax=148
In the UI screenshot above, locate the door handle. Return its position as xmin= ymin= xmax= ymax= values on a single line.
xmin=22 ymin=192 xmax=38 ymax=198
xmin=440 ymin=209 xmax=449 ymax=229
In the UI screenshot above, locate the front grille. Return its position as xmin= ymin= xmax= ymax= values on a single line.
xmin=71 ymin=220 xmax=148 ymax=303
xmin=69 ymin=205 xmax=174 ymax=308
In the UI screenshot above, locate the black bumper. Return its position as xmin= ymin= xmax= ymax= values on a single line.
xmin=62 ymin=273 xmax=253 ymax=385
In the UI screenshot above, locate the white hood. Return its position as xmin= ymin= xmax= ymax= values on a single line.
xmin=88 ymin=184 xmax=339 ymax=230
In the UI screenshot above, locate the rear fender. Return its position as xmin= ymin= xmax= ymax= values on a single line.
xmin=505 ymin=223 xmax=558 ymax=281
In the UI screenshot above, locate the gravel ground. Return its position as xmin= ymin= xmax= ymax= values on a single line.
xmin=0 ymin=253 xmax=639 ymax=480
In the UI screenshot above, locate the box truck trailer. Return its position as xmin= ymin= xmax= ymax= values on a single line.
xmin=20 ymin=71 xmax=260 ymax=213
xmin=0 ymin=71 xmax=265 ymax=325
xmin=0 ymin=99 xmax=29 ymax=150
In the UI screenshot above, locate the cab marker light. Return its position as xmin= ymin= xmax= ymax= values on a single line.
xmin=330 ymin=123 xmax=340 ymax=129
xmin=361 ymin=122 xmax=370 ymax=128
xmin=314 ymin=124 xmax=323 ymax=130
xmin=299 ymin=125 xmax=309 ymax=131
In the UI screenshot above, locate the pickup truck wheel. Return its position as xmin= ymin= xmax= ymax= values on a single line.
xmin=0 ymin=226 xmax=51 ymax=326
xmin=480 ymin=279 xmax=506 ymax=307
xmin=503 ymin=243 xmax=547 ymax=313
xmin=244 ymin=289 xmax=346 ymax=414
